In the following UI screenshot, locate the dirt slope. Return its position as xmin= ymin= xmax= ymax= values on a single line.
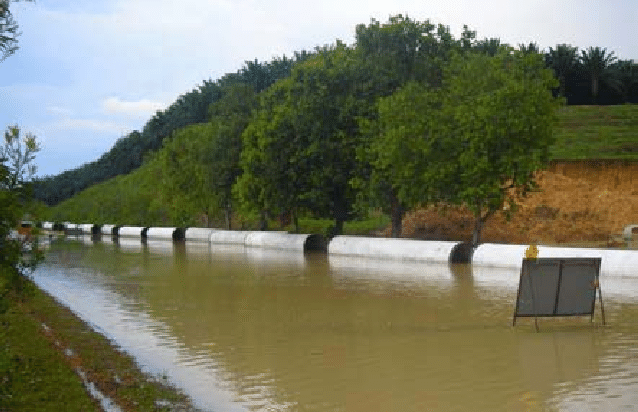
xmin=385 ymin=161 xmax=638 ymax=246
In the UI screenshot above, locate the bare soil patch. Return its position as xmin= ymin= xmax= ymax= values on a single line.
xmin=381 ymin=162 xmax=638 ymax=246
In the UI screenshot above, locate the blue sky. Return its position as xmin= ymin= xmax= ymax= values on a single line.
xmin=1 ymin=0 xmax=637 ymax=177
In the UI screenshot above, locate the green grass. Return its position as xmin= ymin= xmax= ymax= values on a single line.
xmin=551 ymin=104 xmax=638 ymax=160
xmin=0 ymin=267 xmax=199 ymax=411
xmin=1 ymin=269 xmax=99 ymax=411
xmin=285 ymin=213 xmax=391 ymax=237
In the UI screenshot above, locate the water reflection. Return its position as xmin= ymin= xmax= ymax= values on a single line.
xmin=31 ymin=238 xmax=638 ymax=412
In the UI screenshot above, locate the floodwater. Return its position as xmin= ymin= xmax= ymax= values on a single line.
xmin=30 ymin=236 xmax=638 ymax=412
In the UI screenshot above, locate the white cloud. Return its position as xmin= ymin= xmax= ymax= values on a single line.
xmin=49 ymin=117 xmax=127 ymax=133
xmin=102 ymin=97 xmax=166 ymax=115
xmin=46 ymin=106 xmax=74 ymax=116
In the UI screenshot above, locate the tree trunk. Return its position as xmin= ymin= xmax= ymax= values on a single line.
xmin=472 ymin=212 xmax=483 ymax=249
xmin=224 ymin=204 xmax=232 ymax=230
xmin=293 ymin=209 xmax=299 ymax=233
xmin=331 ymin=191 xmax=348 ymax=238
xmin=390 ymin=190 xmax=404 ymax=238
xmin=258 ymin=210 xmax=268 ymax=231
xmin=333 ymin=218 xmax=344 ymax=237
xmin=592 ymin=76 xmax=599 ymax=104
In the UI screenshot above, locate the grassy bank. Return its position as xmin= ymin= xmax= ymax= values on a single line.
xmin=551 ymin=104 xmax=638 ymax=160
xmin=0 ymin=268 xmax=200 ymax=411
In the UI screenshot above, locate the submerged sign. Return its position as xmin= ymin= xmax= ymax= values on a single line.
xmin=513 ymin=258 xmax=604 ymax=330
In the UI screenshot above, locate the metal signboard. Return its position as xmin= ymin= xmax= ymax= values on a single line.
xmin=513 ymin=258 xmax=604 ymax=331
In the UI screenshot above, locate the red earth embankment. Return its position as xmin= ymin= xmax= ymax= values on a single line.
xmin=386 ymin=160 xmax=638 ymax=246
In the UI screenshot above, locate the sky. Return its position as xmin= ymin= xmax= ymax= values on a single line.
xmin=1 ymin=0 xmax=637 ymax=177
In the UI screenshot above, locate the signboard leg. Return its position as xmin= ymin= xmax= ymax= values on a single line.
xmin=598 ymin=284 xmax=606 ymax=326
xmin=527 ymin=274 xmax=540 ymax=332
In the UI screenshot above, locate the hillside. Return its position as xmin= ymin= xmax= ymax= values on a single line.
xmin=396 ymin=163 xmax=638 ymax=246
xmin=46 ymin=104 xmax=638 ymax=246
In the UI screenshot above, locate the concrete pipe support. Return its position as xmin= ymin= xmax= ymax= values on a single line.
xmin=473 ymin=243 xmax=638 ymax=276
xmin=244 ymin=231 xmax=325 ymax=252
xmin=78 ymin=224 xmax=95 ymax=234
xmin=117 ymin=226 xmax=147 ymax=238
xmin=209 ymin=230 xmax=251 ymax=245
xmin=328 ymin=236 xmax=462 ymax=263
xmin=146 ymin=227 xmax=182 ymax=241
xmin=101 ymin=224 xmax=116 ymax=235
xmin=184 ymin=228 xmax=216 ymax=242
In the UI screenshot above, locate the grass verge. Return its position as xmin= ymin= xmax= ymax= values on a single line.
xmin=551 ymin=104 xmax=638 ymax=160
xmin=0 ymin=267 xmax=200 ymax=411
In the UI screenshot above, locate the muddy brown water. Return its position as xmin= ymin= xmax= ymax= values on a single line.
xmin=31 ymin=237 xmax=638 ymax=411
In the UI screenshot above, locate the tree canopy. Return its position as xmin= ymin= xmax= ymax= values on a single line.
xmin=1 ymin=125 xmax=42 ymax=290
xmin=369 ymin=49 xmax=560 ymax=244
xmin=35 ymin=15 xmax=638 ymax=247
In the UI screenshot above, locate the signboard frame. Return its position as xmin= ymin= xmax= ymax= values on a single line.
xmin=513 ymin=257 xmax=605 ymax=331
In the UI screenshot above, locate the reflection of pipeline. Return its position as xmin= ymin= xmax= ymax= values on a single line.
xmin=114 ymin=237 xmax=144 ymax=253
xmin=79 ymin=234 xmax=98 ymax=246
xmin=473 ymin=243 xmax=638 ymax=276
xmin=328 ymin=254 xmax=456 ymax=292
xmin=144 ymin=240 xmax=175 ymax=255
xmin=185 ymin=242 xmax=310 ymax=272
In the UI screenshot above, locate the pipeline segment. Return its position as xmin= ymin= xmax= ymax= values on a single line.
xmin=473 ymin=243 xmax=638 ymax=276
xmin=328 ymin=236 xmax=462 ymax=263
xmin=101 ymin=225 xmax=116 ymax=235
xmin=146 ymin=227 xmax=184 ymax=241
xmin=117 ymin=226 xmax=147 ymax=238
xmin=184 ymin=228 xmax=216 ymax=242
xmin=244 ymin=231 xmax=325 ymax=251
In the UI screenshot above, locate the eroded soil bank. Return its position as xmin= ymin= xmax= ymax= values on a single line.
xmin=386 ymin=160 xmax=638 ymax=246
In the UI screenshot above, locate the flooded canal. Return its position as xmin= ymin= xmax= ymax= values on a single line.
xmin=31 ymin=237 xmax=638 ymax=411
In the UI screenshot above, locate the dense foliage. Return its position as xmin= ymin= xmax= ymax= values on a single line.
xmin=34 ymin=16 xmax=638 ymax=208
xmin=368 ymin=50 xmax=559 ymax=244
xmin=41 ymin=15 xmax=638 ymax=243
xmin=1 ymin=126 xmax=42 ymax=292
xmin=33 ymin=55 xmax=308 ymax=205
xmin=0 ymin=0 xmax=34 ymax=61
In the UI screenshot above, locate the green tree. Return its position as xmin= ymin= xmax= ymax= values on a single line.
xmin=611 ymin=59 xmax=638 ymax=103
xmin=236 ymin=45 xmax=369 ymax=235
xmin=475 ymin=37 xmax=503 ymax=56
xmin=353 ymin=16 xmax=468 ymax=237
xmin=580 ymin=46 xmax=617 ymax=103
xmin=0 ymin=0 xmax=33 ymax=62
xmin=370 ymin=50 xmax=560 ymax=247
xmin=155 ymin=82 xmax=258 ymax=229
xmin=518 ymin=42 xmax=540 ymax=55
xmin=207 ymin=83 xmax=258 ymax=229
xmin=546 ymin=44 xmax=579 ymax=98
xmin=1 ymin=125 xmax=42 ymax=291
xmin=154 ymin=123 xmax=218 ymax=227
xmin=2 ymin=125 xmax=39 ymax=190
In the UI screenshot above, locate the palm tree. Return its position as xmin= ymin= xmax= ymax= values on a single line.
xmin=546 ymin=44 xmax=578 ymax=98
xmin=518 ymin=42 xmax=540 ymax=55
xmin=475 ymin=38 xmax=502 ymax=56
xmin=611 ymin=59 xmax=638 ymax=103
xmin=580 ymin=46 xmax=617 ymax=103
